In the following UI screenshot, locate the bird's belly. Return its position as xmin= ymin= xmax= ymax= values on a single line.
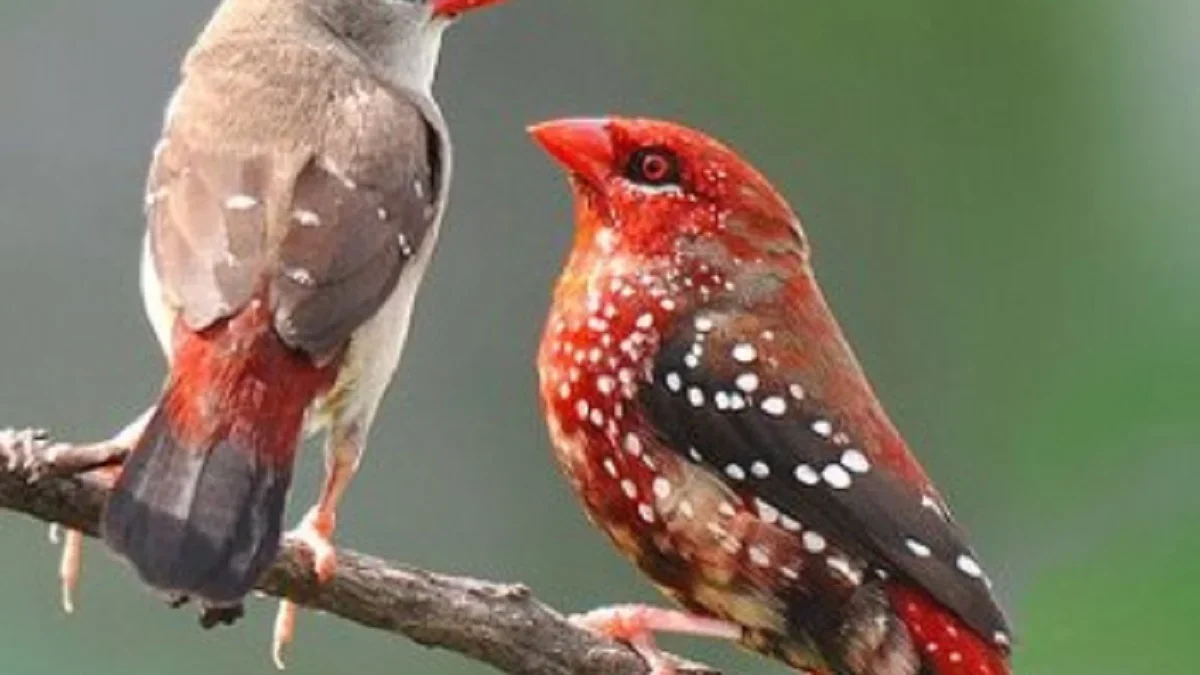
xmin=309 ymin=221 xmax=442 ymax=433
xmin=544 ymin=401 xmax=788 ymax=629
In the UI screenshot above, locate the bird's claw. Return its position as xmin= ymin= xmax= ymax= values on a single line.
xmin=569 ymin=606 xmax=676 ymax=675
xmin=0 ymin=427 xmax=66 ymax=481
xmin=272 ymin=508 xmax=338 ymax=669
xmin=164 ymin=593 xmax=190 ymax=609
xmin=57 ymin=528 xmax=83 ymax=614
xmin=286 ymin=508 xmax=338 ymax=582
xmin=569 ymin=604 xmax=741 ymax=675
xmin=199 ymin=603 xmax=245 ymax=629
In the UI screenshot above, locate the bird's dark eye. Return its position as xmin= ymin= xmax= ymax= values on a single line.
xmin=625 ymin=147 xmax=682 ymax=187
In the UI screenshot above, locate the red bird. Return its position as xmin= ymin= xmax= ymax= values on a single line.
xmin=529 ymin=117 xmax=1014 ymax=675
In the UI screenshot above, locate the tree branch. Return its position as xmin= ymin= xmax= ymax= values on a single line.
xmin=0 ymin=429 xmax=722 ymax=675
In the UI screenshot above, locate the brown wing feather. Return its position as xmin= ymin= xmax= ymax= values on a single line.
xmin=272 ymin=115 xmax=440 ymax=357
xmin=147 ymin=141 xmax=272 ymax=330
xmin=146 ymin=75 xmax=442 ymax=360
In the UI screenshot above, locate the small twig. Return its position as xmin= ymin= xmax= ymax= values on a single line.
xmin=0 ymin=429 xmax=722 ymax=675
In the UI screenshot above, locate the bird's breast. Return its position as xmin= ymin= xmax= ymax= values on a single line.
xmin=538 ymin=268 xmax=806 ymax=632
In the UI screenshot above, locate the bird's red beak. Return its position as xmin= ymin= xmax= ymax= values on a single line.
xmin=432 ymin=0 xmax=508 ymax=18
xmin=528 ymin=118 xmax=616 ymax=187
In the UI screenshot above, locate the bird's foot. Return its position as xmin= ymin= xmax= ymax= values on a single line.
xmin=53 ymin=527 xmax=84 ymax=614
xmin=163 ymin=592 xmax=190 ymax=609
xmin=199 ymin=602 xmax=245 ymax=629
xmin=0 ymin=427 xmax=129 ymax=481
xmin=286 ymin=507 xmax=338 ymax=582
xmin=569 ymin=604 xmax=741 ymax=675
xmin=46 ymin=466 xmax=117 ymax=614
xmin=5 ymin=415 xmax=145 ymax=615
xmin=272 ymin=507 xmax=338 ymax=669
xmin=1 ymin=427 xmax=58 ymax=480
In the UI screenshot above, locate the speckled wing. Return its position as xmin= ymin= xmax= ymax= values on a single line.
xmin=146 ymin=100 xmax=442 ymax=361
xmin=271 ymin=117 xmax=441 ymax=358
xmin=636 ymin=306 xmax=1012 ymax=645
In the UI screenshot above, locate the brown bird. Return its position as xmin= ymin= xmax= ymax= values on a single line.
xmin=8 ymin=0 xmax=507 ymax=666
xmin=530 ymin=117 xmax=1014 ymax=675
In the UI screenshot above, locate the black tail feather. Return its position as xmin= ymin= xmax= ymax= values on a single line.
xmin=101 ymin=407 xmax=292 ymax=605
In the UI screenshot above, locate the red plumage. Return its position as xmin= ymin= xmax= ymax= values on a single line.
xmin=101 ymin=296 xmax=338 ymax=610
xmin=163 ymin=297 xmax=339 ymax=466
xmin=888 ymin=586 xmax=1011 ymax=675
xmin=531 ymin=117 xmax=1013 ymax=675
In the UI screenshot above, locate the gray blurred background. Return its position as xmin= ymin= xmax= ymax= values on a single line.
xmin=1 ymin=1 xmax=1197 ymax=673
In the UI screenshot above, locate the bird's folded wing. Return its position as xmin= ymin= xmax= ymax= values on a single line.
xmin=636 ymin=305 xmax=1012 ymax=646
xmin=146 ymin=90 xmax=443 ymax=362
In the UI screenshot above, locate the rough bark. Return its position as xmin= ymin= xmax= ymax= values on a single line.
xmin=0 ymin=429 xmax=722 ymax=675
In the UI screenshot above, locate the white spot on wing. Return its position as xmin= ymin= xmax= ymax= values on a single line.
xmin=906 ymin=538 xmax=932 ymax=558
xmin=755 ymin=499 xmax=780 ymax=524
xmin=956 ymin=554 xmax=984 ymax=578
xmin=665 ymin=372 xmax=683 ymax=392
xmin=811 ymin=419 xmax=833 ymax=438
xmin=822 ymin=464 xmax=852 ymax=489
xmin=840 ymin=449 xmax=870 ymax=474
xmin=760 ymin=396 xmax=787 ymax=416
xmin=803 ymin=531 xmax=827 ymax=553
xmin=794 ymin=464 xmax=820 ymax=485
xmin=224 ymin=194 xmax=258 ymax=211
xmin=750 ymin=461 xmax=770 ymax=478
xmin=827 ymin=556 xmax=862 ymax=585
xmin=284 ymin=266 xmax=316 ymax=287
xmin=294 ymin=209 xmax=321 ymax=227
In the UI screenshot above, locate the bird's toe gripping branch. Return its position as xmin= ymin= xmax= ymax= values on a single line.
xmin=46 ymin=465 xmax=120 ymax=614
xmin=272 ymin=507 xmax=339 ymax=669
xmin=570 ymin=605 xmax=742 ymax=675
xmin=2 ymin=415 xmax=146 ymax=614
xmin=0 ymin=427 xmax=131 ymax=482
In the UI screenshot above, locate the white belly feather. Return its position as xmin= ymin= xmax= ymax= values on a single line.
xmin=309 ymin=219 xmax=442 ymax=435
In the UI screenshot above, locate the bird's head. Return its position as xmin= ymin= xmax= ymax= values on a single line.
xmin=529 ymin=117 xmax=806 ymax=267
xmin=307 ymin=0 xmax=508 ymax=93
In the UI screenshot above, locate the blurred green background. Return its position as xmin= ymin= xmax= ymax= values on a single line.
xmin=1 ymin=1 xmax=1196 ymax=673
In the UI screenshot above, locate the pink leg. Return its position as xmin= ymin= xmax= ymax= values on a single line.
xmin=57 ymin=529 xmax=85 ymax=614
xmin=271 ymin=429 xmax=362 ymax=669
xmin=53 ymin=465 xmax=121 ymax=613
xmin=2 ymin=411 xmax=153 ymax=614
xmin=570 ymin=604 xmax=742 ymax=675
